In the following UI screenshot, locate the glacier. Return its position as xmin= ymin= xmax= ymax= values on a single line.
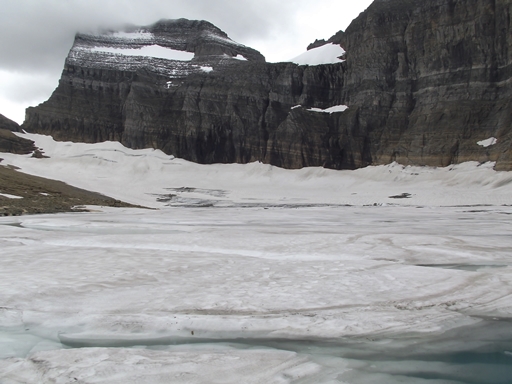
xmin=1 ymin=133 xmax=512 ymax=383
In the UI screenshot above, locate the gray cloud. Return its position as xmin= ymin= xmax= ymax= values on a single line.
xmin=0 ymin=0 xmax=373 ymax=123
xmin=0 ymin=0 xmax=301 ymax=72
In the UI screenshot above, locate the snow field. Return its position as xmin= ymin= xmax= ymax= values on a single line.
xmin=1 ymin=134 xmax=512 ymax=382
xmin=1 ymin=133 xmax=512 ymax=209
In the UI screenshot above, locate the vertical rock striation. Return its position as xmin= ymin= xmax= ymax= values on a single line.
xmin=22 ymin=1 xmax=512 ymax=170
xmin=336 ymin=0 xmax=512 ymax=170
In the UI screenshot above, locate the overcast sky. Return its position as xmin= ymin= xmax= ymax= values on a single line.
xmin=0 ymin=0 xmax=373 ymax=124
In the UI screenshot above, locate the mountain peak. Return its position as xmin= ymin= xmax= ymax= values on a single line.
xmin=70 ymin=18 xmax=264 ymax=75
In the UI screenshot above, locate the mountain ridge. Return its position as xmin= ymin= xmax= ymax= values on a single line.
xmin=20 ymin=0 xmax=512 ymax=170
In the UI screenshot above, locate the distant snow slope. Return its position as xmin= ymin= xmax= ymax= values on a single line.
xmin=0 ymin=133 xmax=511 ymax=208
xmin=288 ymin=43 xmax=345 ymax=65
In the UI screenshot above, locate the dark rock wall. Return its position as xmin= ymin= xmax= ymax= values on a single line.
xmin=339 ymin=0 xmax=512 ymax=169
xmin=22 ymin=1 xmax=512 ymax=170
xmin=0 ymin=114 xmax=21 ymax=132
xmin=0 ymin=115 xmax=36 ymax=155
xmin=0 ymin=129 xmax=36 ymax=155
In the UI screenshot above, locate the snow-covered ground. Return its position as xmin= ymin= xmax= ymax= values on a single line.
xmin=1 ymin=134 xmax=512 ymax=383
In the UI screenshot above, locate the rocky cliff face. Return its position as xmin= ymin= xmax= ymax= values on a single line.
xmin=335 ymin=0 xmax=512 ymax=170
xmin=0 ymin=114 xmax=21 ymax=132
xmin=0 ymin=114 xmax=36 ymax=155
xmin=23 ymin=1 xmax=512 ymax=170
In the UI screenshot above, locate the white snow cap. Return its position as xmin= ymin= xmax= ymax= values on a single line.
xmin=289 ymin=43 xmax=345 ymax=66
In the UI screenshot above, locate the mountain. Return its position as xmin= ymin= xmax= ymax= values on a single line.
xmin=21 ymin=0 xmax=512 ymax=170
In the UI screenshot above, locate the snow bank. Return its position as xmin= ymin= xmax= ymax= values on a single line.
xmin=289 ymin=43 xmax=345 ymax=66
xmin=2 ymin=133 xmax=512 ymax=209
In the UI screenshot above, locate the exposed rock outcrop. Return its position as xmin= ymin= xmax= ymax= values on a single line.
xmin=0 ymin=165 xmax=138 ymax=216
xmin=0 ymin=129 xmax=36 ymax=155
xmin=22 ymin=0 xmax=512 ymax=170
xmin=0 ymin=114 xmax=21 ymax=132
xmin=0 ymin=115 xmax=36 ymax=155
xmin=307 ymin=30 xmax=345 ymax=51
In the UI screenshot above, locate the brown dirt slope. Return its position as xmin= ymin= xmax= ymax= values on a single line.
xmin=0 ymin=165 xmax=142 ymax=216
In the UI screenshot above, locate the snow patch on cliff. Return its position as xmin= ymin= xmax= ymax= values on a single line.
xmin=111 ymin=31 xmax=154 ymax=40
xmin=477 ymin=137 xmax=497 ymax=147
xmin=89 ymin=45 xmax=194 ymax=61
xmin=0 ymin=193 xmax=23 ymax=199
xmin=289 ymin=43 xmax=345 ymax=66
xmin=307 ymin=105 xmax=348 ymax=113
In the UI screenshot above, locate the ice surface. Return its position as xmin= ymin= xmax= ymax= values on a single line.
xmin=0 ymin=347 xmax=327 ymax=383
xmin=477 ymin=137 xmax=497 ymax=147
xmin=307 ymin=105 xmax=349 ymax=114
xmin=1 ymin=205 xmax=512 ymax=382
xmin=89 ymin=45 xmax=194 ymax=61
xmin=289 ymin=43 xmax=346 ymax=66
xmin=1 ymin=134 xmax=512 ymax=383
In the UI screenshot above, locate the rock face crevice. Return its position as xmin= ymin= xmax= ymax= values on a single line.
xmin=22 ymin=0 xmax=512 ymax=170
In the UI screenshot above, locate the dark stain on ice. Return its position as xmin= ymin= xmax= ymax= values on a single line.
xmin=165 ymin=187 xmax=228 ymax=198
xmin=388 ymin=193 xmax=412 ymax=199
xmin=416 ymin=263 xmax=508 ymax=271
xmin=0 ymin=222 xmax=23 ymax=228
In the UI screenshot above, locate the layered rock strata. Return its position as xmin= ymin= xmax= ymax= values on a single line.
xmin=23 ymin=1 xmax=512 ymax=170
xmin=0 ymin=114 xmax=21 ymax=132
xmin=0 ymin=115 xmax=36 ymax=155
